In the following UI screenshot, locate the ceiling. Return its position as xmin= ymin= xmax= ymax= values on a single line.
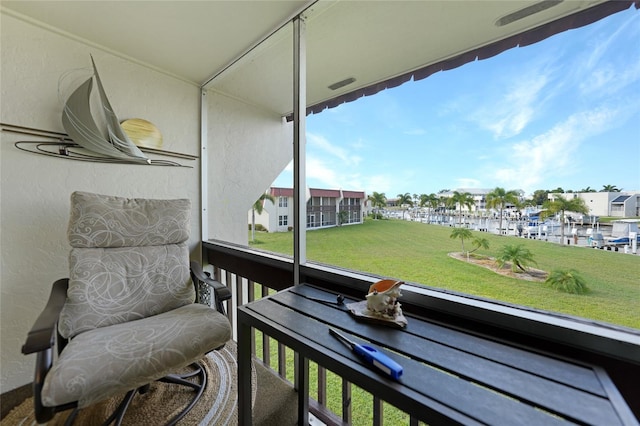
xmin=3 ymin=0 xmax=632 ymax=116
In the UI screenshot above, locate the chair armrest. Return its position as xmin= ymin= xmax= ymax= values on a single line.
xmin=22 ymin=279 xmax=68 ymax=354
xmin=190 ymin=261 xmax=232 ymax=314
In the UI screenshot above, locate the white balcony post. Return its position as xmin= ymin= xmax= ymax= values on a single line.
xmin=293 ymin=15 xmax=307 ymax=286
xmin=200 ymin=89 xmax=208 ymax=242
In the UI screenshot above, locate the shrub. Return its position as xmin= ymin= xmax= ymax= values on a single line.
xmin=495 ymin=244 xmax=537 ymax=273
xmin=545 ymin=269 xmax=589 ymax=294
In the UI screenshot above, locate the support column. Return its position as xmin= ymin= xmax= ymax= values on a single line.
xmin=199 ymin=89 xmax=208 ymax=243
xmin=293 ymin=15 xmax=307 ymax=286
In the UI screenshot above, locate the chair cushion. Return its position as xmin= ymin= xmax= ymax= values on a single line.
xmin=68 ymin=191 xmax=191 ymax=248
xmin=42 ymin=303 xmax=232 ymax=408
xmin=59 ymin=243 xmax=195 ymax=339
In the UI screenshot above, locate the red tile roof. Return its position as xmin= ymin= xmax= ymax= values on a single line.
xmin=342 ymin=190 xmax=365 ymax=199
xmin=309 ymin=188 xmax=341 ymax=198
xmin=270 ymin=187 xmax=365 ymax=199
xmin=270 ymin=187 xmax=294 ymax=197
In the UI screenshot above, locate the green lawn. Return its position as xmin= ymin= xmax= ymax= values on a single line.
xmin=250 ymin=218 xmax=640 ymax=329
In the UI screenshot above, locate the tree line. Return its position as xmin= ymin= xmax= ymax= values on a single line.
xmin=368 ymin=186 xmax=598 ymax=245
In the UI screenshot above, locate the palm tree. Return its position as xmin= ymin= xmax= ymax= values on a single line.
xmin=545 ymin=269 xmax=589 ymax=294
xmin=413 ymin=193 xmax=420 ymax=219
xmin=601 ymin=184 xmax=621 ymax=192
xmin=367 ymin=192 xmax=387 ymax=219
xmin=450 ymin=191 xmax=474 ymax=225
xmin=420 ymin=193 xmax=438 ymax=223
xmin=396 ymin=192 xmax=413 ymax=207
xmin=337 ymin=210 xmax=348 ymax=226
xmin=450 ymin=227 xmax=472 ymax=252
xmin=542 ymin=196 xmax=588 ymax=245
xmin=469 ymin=237 xmax=490 ymax=254
xmin=580 ymin=186 xmax=596 ymax=193
xmin=531 ymin=189 xmax=549 ymax=206
xmin=251 ymin=191 xmax=275 ymax=242
xmin=437 ymin=195 xmax=450 ymax=222
xmin=397 ymin=193 xmax=413 ymax=219
xmin=486 ymin=187 xmax=519 ymax=235
xmin=495 ymin=244 xmax=537 ymax=273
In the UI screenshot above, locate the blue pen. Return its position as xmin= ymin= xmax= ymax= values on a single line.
xmin=329 ymin=328 xmax=403 ymax=380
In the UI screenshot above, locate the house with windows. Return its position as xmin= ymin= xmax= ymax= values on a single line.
xmin=550 ymin=191 xmax=640 ymax=218
xmin=252 ymin=187 xmax=365 ymax=232
xmin=2 ymin=1 xmax=639 ymax=424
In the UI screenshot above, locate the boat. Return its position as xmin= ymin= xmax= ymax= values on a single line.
xmin=604 ymin=220 xmax=639 ymax=247
xmin=606 ymin=235 xmax=640 ymax=246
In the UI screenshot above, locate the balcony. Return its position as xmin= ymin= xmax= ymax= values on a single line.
xmin=202 ymin=240 xmax=640 ymax=425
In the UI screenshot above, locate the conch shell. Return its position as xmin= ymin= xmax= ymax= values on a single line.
xmin=365 ymin=279 xmax=403 ymax=317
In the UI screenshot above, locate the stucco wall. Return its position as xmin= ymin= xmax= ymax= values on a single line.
xmin=206 ymin=91 xmax=292 ymax=244
xmin=1 ymin=14 xmax=201 ymax=392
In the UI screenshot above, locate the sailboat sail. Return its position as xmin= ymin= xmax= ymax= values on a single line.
xmin=61 ymin=56 xmax=149 ymax=162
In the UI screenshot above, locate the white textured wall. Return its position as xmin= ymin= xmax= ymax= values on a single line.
xmin=206 ymin=91 xmax=292 ymax=244
xmin=1 ymin=14 xmax=201 ymax=392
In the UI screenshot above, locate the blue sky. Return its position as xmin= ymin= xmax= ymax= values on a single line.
xmin=273 ymin=6 xmax=640 ymax=198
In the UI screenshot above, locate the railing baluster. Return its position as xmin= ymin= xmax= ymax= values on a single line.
xmin=225 ymin=270 xmax=234 ymax=326
xmin=262 ymin=332 xmax=271 ymax=366
xmin=317 ymin=365 xmax=327 ymax=406
xmin=342 ymin=378 xmax=352 ymax=424
xmin=278 ymin=342 xmax=287 ymax=378
xmin=373 ymin=396 xmax=383 ymax=426
xmin=236 ymin=275 xmax=243 ymax=307
xmin=246 ymin=279 xmax=256 ymax=355
xmin=248 ymin=280 xmax=255 ymax=303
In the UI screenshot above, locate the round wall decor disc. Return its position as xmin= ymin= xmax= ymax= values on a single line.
xmin=121 ymin=118 xmax=163 ymax=149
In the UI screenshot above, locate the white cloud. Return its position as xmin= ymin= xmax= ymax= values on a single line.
xmin=307 ymin=132 xmax=362 ymax=166
xmin=579 ymin=59 xmax=640 ymax=98
xmin=306 ymin=157 xmax=342 ymax=188
xmin=481 ymin=73 xmax=549 ymax=139
xmin=584 ymin=14 xmax=639 ymax=70
xmin=576 ymin=14 xmax=640 ymax=97
xmin=492 ymin=105 xmax=622 ymax=193
xmin=455 ymin=178 xmax=482 ymax=188
xmin=363 ymin=175 xmax=393 ymax=194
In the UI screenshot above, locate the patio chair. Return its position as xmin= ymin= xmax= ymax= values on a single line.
xmin=22 ymin=191 xmax=232 ymax=425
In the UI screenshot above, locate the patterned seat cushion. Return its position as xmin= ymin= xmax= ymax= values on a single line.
xmin=42 ymin=303 xmax=231 ymax=408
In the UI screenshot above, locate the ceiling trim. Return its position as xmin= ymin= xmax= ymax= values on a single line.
xmin=201 ymin=0 xmax=318 ymax=89
xmin=289 ymin=0 xmax=639 ymax=120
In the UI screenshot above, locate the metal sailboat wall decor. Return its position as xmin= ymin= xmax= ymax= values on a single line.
xmin=7 ymin=55 xmax=196 ymax=167
xmin=61 ymin=55 xmax=150 ymax=163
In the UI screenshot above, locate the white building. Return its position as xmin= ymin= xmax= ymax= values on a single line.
xmin=251 ymin=187 xmax=366 ymax=232
xmin=551 ymin=192 xmax=640 ymax=218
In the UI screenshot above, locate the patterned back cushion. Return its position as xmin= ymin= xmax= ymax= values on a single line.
xmin=59 ymin=192 xmax=195 ymax=339
xmin=67 ymin=191 xmax=191 ymax=248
